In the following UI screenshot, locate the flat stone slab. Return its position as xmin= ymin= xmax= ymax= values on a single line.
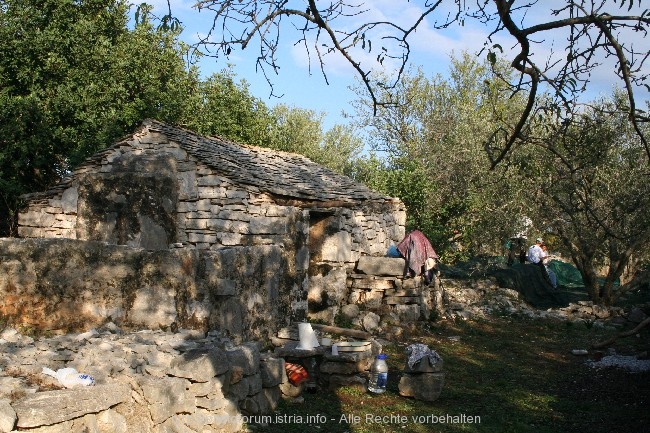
xmin=13 ymin=383 xmax=131 ymax=428
xmin=355 ymin=256 xmax=405 ymax=276
xmin=274 ymin=340 xmax=327 ymax=358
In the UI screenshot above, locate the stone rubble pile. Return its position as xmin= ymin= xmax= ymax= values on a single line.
xmin=440 ymin=277 xmax=649 ymax=328
xmin=335 ymin=255 xmax=647 ymax=337
xmin=0 ymin=324 xmax=286 ymax=433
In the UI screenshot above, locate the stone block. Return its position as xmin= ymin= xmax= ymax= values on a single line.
xmin=138 ymin=131 xmax=167 ymax=144
xmin=239 ymin=396 xmax=260 ymax=416
xmin=279 ymin=379 xmax=303 ymax=398
xmin=197 ymin=174 xmax=226 ymax=186
xmin=260 ymin=357 xmax=284 ymax=387
xmin=355 ymin=256 xmax=405 ymax=276
xmin=401 ymin=277 xmax=425 ymax=290
xmin=188 ymin=232 xmax=217 ymax=244
xmin=226 ymin=377 xmax=249 ymax=402
xmin=138 ymin=376 xmax=194 ymax=425
xmin=17 ymin=225 xmax=42 ymax=237
xmin=195 ymin=199 xmax=212 ymax=211
xmin=214 ymin=210 xmax=249 ymax=221
xmin=61 ymin=187 xmax=79 ymax=214
xmin=13 ymin=383 xmax=131 ymax=428
xmin=195 ymin=394 xmax=227 ymax=411
xmin=197 ymin=186 xmax=227 ymax=199
xmin=362 ymin=311 xmax=381 ymax=333
xmin=188 ymin=379 xmax=225 ymax=398
xmin=225 ymin=190 xmax=249 ymax=199
xmin=0 ymin=398 xmax=16 ymax=433
xmin=352 ymin=278 xmax=395 ymax=290
xmin=225 ymin=343 xmax=260 ymax=376
xmin=249 ymin=217 xmax=288 ymax=235
xmin=340 ymin=304 xmax=360 ymax=319
xmin=264 ymin=205 xmax=290 ymax=217
xmin=168 ymin=347 xmax=230 ymax=382
xmin=19 ymin=210 xmax=44 ymax=227
xmin=177 ymin=170 xmax=198 ymax=200
xmin=398 ymin=372 xmax=445 ymax=401
xmin=184 ymin=218 xmax=209 ymax=230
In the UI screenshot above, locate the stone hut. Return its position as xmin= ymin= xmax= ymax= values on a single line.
xmin=9 ymin=119 xmax=406 ymax=338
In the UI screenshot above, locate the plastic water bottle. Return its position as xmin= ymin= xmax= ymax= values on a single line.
xmin=368 ymin=354 xmax=388 ymax=393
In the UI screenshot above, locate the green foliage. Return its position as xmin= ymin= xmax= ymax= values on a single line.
xmin=0 ymin=0 xmax=197 ymax=233
xmin=262 ymin=104 xmax=363 ymax=176
xmin=180 ymin=68 xmax=274 ymax=147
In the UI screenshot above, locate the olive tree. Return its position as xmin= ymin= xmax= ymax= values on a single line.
xmin=350 ymin=53 xmax=531 ymax=258
xmin=523 ymin=93 xmax=650 ymax=304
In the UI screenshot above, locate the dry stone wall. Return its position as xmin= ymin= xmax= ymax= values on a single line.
xmin=0 ymin=325 xmax=286 ymax=433
xmin=16 ymin=124 xmax=404 ymax=257
xmin=0 ymin=238 xmax=292 ymax=341
xmin=305 ymin=211 xmax=406 ymax=323
xmin=307 ymin=256 xmax=436 ymax=328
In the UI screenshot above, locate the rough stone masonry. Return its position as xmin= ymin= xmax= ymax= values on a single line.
xmin=0 ymin=324 xmax=286 ymax=433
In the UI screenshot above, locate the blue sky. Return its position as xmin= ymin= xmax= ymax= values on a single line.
xmin=146 ymin=0 xmax=649 ymax=131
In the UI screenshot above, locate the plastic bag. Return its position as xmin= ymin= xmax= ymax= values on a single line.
xmin=42 ymin=367 xmax=95 ymax=388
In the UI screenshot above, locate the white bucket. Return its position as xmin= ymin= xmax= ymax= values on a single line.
xmin=297 ymin=322 xmax=320 ymax=350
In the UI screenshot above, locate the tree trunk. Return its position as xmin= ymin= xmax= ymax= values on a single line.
xmin=580 ymin=267 xmax=603 ymax=304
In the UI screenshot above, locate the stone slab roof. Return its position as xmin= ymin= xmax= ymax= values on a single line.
xmin=22 ymin=119 xmax=399 ymax=206
xmin=146 ymin=119 xmax=393 ymax=203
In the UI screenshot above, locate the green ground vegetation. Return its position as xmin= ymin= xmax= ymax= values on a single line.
xmin=255 ymin=315 xmax=649 ymax=433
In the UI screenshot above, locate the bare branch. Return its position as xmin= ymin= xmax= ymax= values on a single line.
xmin=187 ymin=0 xmax=649 ymax=162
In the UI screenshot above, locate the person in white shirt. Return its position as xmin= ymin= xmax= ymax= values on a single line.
xmin=528 ymin=238 xmax=554 ymax=288
xmin=527 ymin=238 xmax=545 ymax=263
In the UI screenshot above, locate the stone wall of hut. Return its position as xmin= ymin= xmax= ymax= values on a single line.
xmin=11 ymin=127 xmax=406 ymax=333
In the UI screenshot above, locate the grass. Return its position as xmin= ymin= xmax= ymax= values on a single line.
xmin=252 ymin=315 xmax=650 ymax=433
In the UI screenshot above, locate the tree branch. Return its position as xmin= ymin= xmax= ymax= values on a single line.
xmin=592 ymin=316 xmax=650 ymax=349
